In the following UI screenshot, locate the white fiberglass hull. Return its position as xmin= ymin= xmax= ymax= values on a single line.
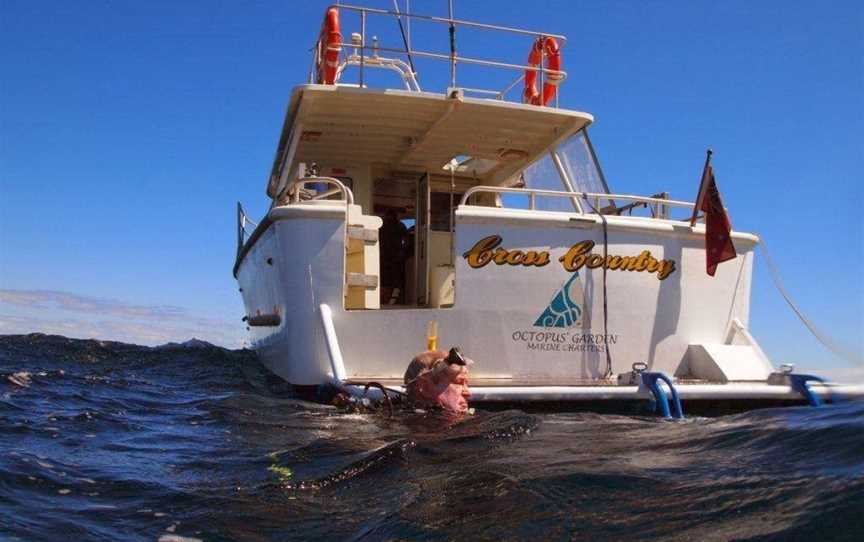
xmin=235 ymin=202 xmax=859 ymax=407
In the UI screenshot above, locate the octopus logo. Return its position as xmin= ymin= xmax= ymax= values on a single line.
xmin=533 ymin=272 xmax=584 ymax=328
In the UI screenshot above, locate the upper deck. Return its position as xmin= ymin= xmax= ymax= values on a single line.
xmin=267 ymin=85 xmax=593 ymax=199
xmin=266 ymin=3 xmax=592 ymax=200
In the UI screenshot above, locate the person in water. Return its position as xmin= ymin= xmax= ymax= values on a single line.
xmin=404 ymin=347 xmax=472 ymax=414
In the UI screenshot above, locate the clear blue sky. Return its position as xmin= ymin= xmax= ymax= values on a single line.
xmin=1 ymin=1 xmax=861 ymax=372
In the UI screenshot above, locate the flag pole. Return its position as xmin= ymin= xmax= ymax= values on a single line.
xmin=690 ymin=148 xmax=713 ymax=226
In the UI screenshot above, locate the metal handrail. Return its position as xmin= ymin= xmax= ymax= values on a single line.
xmin=335 ymin=4 xmax=568 ymax=43
xmin=337 ymin=43 xmax=567 ymax=81
xmin=496 ymin=73 xmax=526 ymax=100
xmin=312 ymin=4 xmax=568 ymax=102
xmin=339 ymin=52 xmax=421 ymax=91
xmin=235 ymin=177 xmax=356 ymax=276
xmin=459 ymin=186 xmax=696 ymax=218
xmin=236 ymin=202 xmax=257 ymax=260
xmin=285 ymin=176 xmax=355 ymax=205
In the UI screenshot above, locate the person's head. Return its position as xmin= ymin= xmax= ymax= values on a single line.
xmin=384 ymin=209 xmax=399 ymax=223
xmin=404 ymin=348 xmax=472 ymax=413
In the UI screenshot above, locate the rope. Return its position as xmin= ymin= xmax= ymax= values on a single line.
xmin=581 ymin=194 xmax=614 ymax=378
xmin=391 ymin=0 xmax=417 ymax=79
xmin=447 ymin=0 xmax=456 ymax=87
xmin=448 ymin=25 xmax=456 ymax=60
xmin=758 ymin=238 xmax=863 ymax=366
xmin=362 ymin=382 xmax=394 ymax=417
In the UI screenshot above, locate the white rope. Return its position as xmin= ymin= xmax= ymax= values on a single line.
xmin=758 ymin=237 xmax=863 ymax=366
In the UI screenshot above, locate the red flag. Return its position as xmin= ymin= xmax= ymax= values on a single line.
xmin=700 ymin=165 xmax=736 ymax=275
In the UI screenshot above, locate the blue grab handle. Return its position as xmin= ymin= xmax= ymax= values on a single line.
xmin=641 ymin=372 xmax=685 ymax=419
xmin=788 ymin=374 xmax=827 ymax=407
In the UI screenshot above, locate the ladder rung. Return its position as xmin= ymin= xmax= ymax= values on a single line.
xmin=346 ymin=273 xmax=378 ymax=288
xmin=347 ymin=226 xmax=378 ymax=242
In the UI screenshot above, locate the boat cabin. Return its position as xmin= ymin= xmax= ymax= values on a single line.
xmin=259 ymin=84 xmax=609 ymax=310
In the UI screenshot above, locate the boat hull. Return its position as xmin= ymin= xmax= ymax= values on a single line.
xmin=239 ymin=203 xmax=770 ymax=375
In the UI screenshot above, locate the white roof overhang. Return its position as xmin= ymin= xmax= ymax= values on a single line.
xmin=267 ymin=85 xmax=593 ymax=197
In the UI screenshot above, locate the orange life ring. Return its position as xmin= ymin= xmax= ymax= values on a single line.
xmin=523 ymin=37 xmax=563 ymax=106
xmin=317 ymin=7 xmax=342 ymax=85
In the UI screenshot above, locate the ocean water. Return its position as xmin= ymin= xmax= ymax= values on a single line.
xmin=1 ymin=334 xmax=862 ymax=542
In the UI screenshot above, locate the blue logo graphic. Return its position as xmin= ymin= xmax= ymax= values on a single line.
xmin=534 ymin=272 xmax=583 ymax=328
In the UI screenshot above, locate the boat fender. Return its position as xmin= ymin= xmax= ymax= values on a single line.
xmin=523 ymin=36 xmax=563 ymax=106
xmin=317 ymin=7 xmax=342 ymax=85
xmin=245 ymin=313 xmax=281 ymax=327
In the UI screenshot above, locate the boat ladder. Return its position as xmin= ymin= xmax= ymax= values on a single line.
xmin=638 ymin=369 xmax=685 ymax=419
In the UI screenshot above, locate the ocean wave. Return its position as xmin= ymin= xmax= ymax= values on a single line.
xmin=2 ymin=333 xmax=863 ymax=541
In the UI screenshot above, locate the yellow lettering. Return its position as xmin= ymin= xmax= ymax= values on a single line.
xmin=462 ymin=235 xmax=501 ymax=268
xmin=465 ymin=235 xmax=677 ymax=279
xmin=559 ymin=240 xmax=594 ymax=272
xmin=634 ymin=251 xmax=652 ymax=271
xmin=493 ymin=248 xmax=509 ymax=265
xmin=505 ymin=250 xmax=525 ymax=265
xmin=587 ymin=254 xmax=604 ymax=268
xmin=532 ymin=252 xmax=551 ymax=267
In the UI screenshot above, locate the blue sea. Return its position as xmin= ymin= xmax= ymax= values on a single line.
xmin=1 ymin=333 xmax=862 ymax=541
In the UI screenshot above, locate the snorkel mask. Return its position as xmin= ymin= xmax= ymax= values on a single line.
xmin=446 ymin=347 xmax=466 ymax=366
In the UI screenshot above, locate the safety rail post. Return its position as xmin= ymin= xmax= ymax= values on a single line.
xmin=309 ymin=40 xmax=319 ymax=83
xmin=359 ymin=9 xmax=366 ymax=88
xmin=540 ymin=34 xmax=545 ymax=104
xmin=236 ymin=202 xmax=244 ymax=261
xmin=319 ymin=303 xmax=347 ymax=384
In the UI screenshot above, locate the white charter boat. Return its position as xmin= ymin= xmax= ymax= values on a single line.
xmin=234 ymin=3 xmax=861 ymax=415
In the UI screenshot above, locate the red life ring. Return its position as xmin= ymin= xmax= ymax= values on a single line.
xmin=317 ymin=7 xmax=342 ymax=85
xmin=523 ymin=37 xmax=563 ymax=106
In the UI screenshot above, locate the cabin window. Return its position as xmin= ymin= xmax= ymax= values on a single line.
xmin=521 ymin=129 xmax=612 ymax=211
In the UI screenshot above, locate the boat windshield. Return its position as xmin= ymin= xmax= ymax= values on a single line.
xmin=521 ymin=129 xmax=610 ymax=211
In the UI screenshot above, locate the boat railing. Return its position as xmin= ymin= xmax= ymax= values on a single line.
xmin=311 ymin=3 xmax=568 ymax=104
xmin=236 ymin=202 xmax=257 ymax=262
xmin=235 ymin=176 xmax=356 ymax=273
xmin=284 ymin=176 xmax=355 ymax=205
xmin=460 ymin=186 xmax=698 ymax=221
